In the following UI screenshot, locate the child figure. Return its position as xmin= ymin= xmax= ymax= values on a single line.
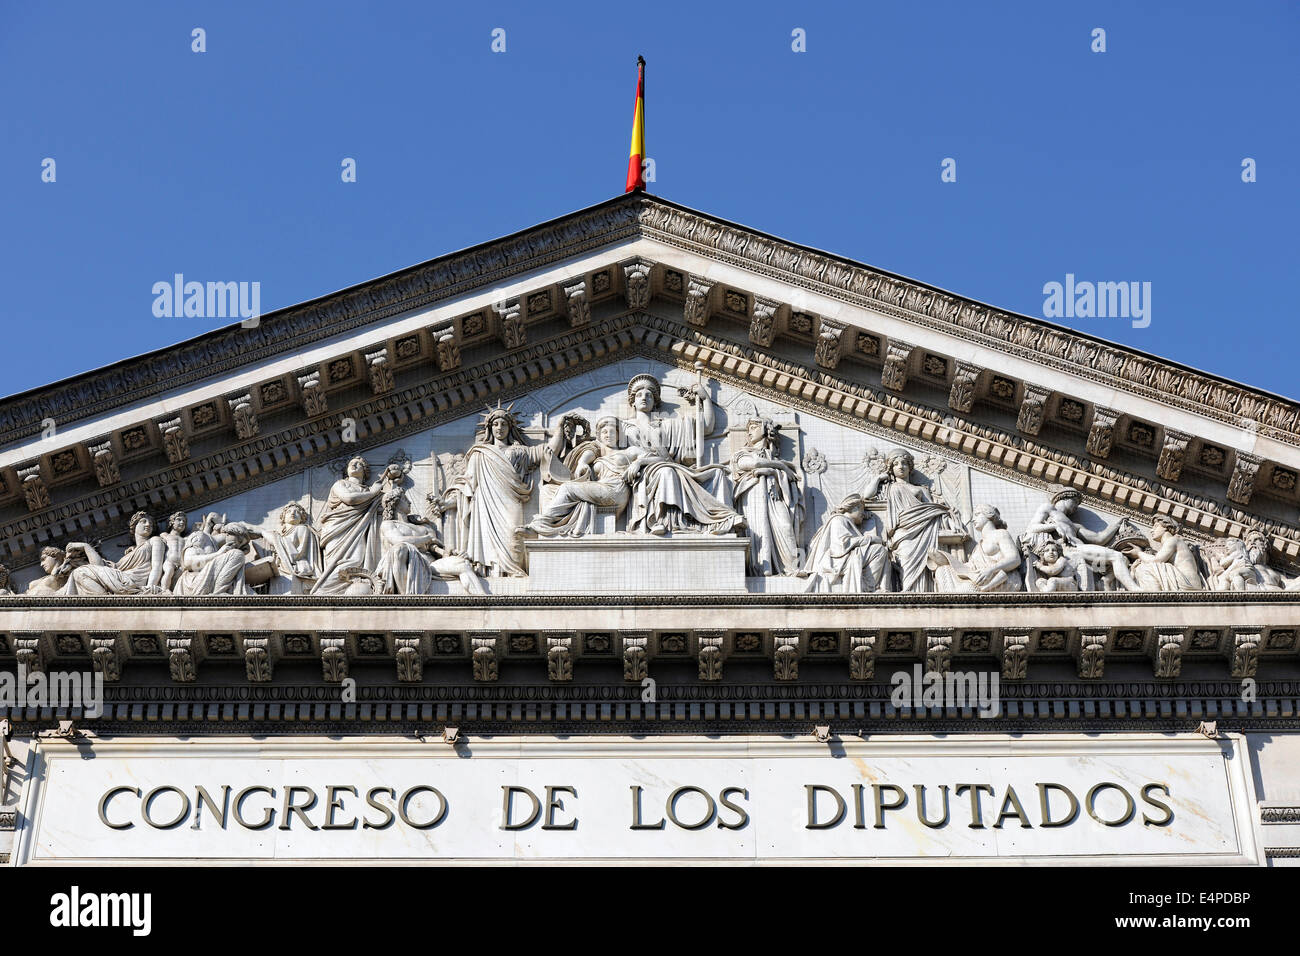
xmin=159 ymin=511 xmax=189 ymax=592
xmin=1033 ymin=540 xmax=1079 ymax=592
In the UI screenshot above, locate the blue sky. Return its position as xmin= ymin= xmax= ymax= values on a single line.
xmin=2 ymin=1 xmax=1296 ymax=398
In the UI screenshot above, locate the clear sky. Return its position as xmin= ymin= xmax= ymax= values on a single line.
xmin=2 ymin=1 xmax=1296 ymax=399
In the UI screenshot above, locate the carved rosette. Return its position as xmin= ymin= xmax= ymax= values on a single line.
xmin=683 ymin=275 xmax=713 ymax=328
xmin=1077 ymin=628 xmax=1108 ymax=680
xmin=396 ymin=636 xmax=424 ymax=683
xmin=1156 ymin=429 xmax=1191 ymax=482
xmin=563 ymin=279 xmax=590 ymax=328
xmin=89 ymin=440 xmax=120 ymax=487
xmin=1228 ymin=452 xmax=1261 ymax=505
xmin=297 ymin=372 xmax=328 ymax=418
xmin=1016 ymin=385 xmax=1051 ymax=436
xmin=1087 ymin=407 xmax=1119 ymax=459
xmin=1153 ymin=628 xmax=1185 ymax=679
xmin=1228 ymin=628 xmax=1260 ymax=680
xmin=471 ymin=636 xmax=499 ymax=683
xmin=89 ymin=634 xmax=122 ymax=682
xmin=814 ymin=318 xmax=845 ymax=370
xmin=545 ymin=632 xmax=575 ymax=682
xmin=696 ymin=630 xmax=726 ymax=682
xmin=622 ymin=632 xmax=649 ymax=683
xmin=924 ymin=628 xmax=953 ymax=675
xmin=999 ymin=629 xmax=1030 ymax=681
xmin=622 ymin=259 xmax=652 ymax=310
xmin=880 ymin=340 xmax=913 ymax=392
xmin=749 ymin=296 xmax=779 ymax=348
xmin=321 ymin=636 xmax=349 ymax=683
xmin=243 ymin=635 xmax=273 ymax=682
xmin=498 ymin=301 xmax=525 ymax=350
xmin=17 ymin=465 xmax=49 ymax=512
xmin=365 ymin=347 xmax=395 ymax=395
xmin=848 ymin=629 xmax=878 ymax=681
xmin=948 ymin=362 xmax=981 ymax=413
xmin=166 ymin=632 xmax=200 ymax=683
xmin=772 ymin=629 xmax=801 ymax=681
xmin=228 ymin=394 xmax=258 ymax=440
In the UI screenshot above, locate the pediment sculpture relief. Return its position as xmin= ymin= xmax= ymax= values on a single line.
xmin=7 ymin=370 xmax=1300 ymax=598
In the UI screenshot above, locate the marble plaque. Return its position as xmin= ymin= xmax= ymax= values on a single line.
xmin=12 ymin=734 xmax=1262 ymax=865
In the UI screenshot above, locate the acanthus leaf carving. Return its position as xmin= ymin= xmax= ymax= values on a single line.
xmin=749 ymin=296 xmax=779 ymax=348
xmin=814 ymin=317 xmax=844 ymax=370
xmin=848 ymin=629 xmax=878 ymax=681
xmin=948 ymin=362 xmax=981 ymax=413
xmin=880 ymin=340 xmax=913 ymax=392
xmin=1228 ymin=452 xmax=1262 ymax=505
xmin=683 ymin=275 xmax=713 ymax=328
xmin=227 ymin=393 xmax=258 ymax=440
xmin=1156 ymin=429 xmax=1191 ymax=482
xmin=1016 ymin=384 xmax=1051 ymax=437
xmin=1087 ymin=407 xmax=1119 ymax=459
xmin=563 ymin=279 xmax=590 ymax=328
xmin=89 ymin=440 xmax=120 ymax=487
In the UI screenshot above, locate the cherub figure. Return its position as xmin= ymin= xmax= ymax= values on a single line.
xmin=1032 ymin=540 xmax=1079 ymax=592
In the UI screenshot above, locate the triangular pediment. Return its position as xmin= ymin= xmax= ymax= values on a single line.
xmin=0 ymin=193 xmax=1297 ymax=583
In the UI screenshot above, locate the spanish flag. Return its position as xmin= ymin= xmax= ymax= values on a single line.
xmin=624 ymin=56 xmax=646 ymax=193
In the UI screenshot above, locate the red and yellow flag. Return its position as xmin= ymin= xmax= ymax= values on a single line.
xmin=624 ymin=56 xmax=646 ymax=193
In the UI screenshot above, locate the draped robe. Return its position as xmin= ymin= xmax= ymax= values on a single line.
xmin=623 ymin=415 xmax=740 ymax=535
xmin=884 ymin=480 xmax=962 ymax=593
xmin=462 ymin=441 xmax=546 ymax=576
xmin=731 ymin=448 xmax=802 ymax=575
xmin=312 ymin=477 xmax=386 ymax=594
